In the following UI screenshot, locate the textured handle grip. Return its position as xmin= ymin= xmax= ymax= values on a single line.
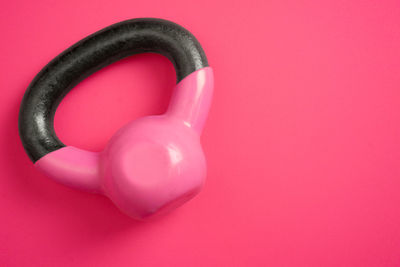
xmin=19 ymin=18 xmax=208 ymax=162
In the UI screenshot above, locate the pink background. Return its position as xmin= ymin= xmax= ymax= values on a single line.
xmin=1 ymin=0 xmax=400 ymax=266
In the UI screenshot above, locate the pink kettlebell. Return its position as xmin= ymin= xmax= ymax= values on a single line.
xmin=19 ymin=18 xmax=213 ymax=220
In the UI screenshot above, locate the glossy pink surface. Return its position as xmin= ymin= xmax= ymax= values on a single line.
xmin=167 ymin=67 xmax=213 ymax=134
xmin=3 ymin=0 xmax=400 ymax=266
xmin=35 ymin=68 xmax=212 ymax=220
xmin=35 ymin=146 xmax=101 ymax=193
xmin=101 ymin=115 xmax=206 ymax=219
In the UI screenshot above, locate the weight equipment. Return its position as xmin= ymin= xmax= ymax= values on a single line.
xmin=19 ymin=18 xmax=213 ymax=220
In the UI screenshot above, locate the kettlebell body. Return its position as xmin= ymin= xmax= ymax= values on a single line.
xmin=103 ymin=114 xmax=206 ymax=219
xmin=19 ymin=18 xmax=213 ymax=220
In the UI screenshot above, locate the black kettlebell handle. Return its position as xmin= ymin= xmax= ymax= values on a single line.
xmin=19 ymin=18 xmax=208 ymax=162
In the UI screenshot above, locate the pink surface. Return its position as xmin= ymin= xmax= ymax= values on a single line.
xmin=1 ymin=0 xmax=400 ymax=266
xmin=36 ymin=146 xmax=101 ymax=193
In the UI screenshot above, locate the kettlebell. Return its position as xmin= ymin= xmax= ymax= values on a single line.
xmin=18 ymin=18 xmax=213 ymax=220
